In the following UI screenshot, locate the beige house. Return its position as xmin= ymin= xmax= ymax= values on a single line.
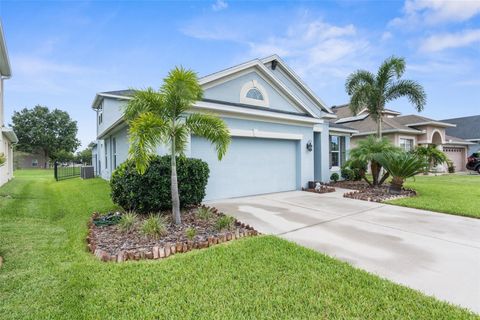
xmin=0 ymin=22 xmax=17 ymax=186
xmin=331 ymin=105 xmax=473 ymax=172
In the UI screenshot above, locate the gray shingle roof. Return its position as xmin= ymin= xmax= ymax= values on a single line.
xmin=441 ymin=115 xmax=480 ymax=140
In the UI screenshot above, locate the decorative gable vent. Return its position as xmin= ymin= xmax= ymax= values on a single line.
xmin=240 ymin=80 xmax=269 ymax=107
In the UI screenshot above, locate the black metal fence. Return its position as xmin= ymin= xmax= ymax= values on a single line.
xmin=54 ymin=161 xmax=83 ymax=181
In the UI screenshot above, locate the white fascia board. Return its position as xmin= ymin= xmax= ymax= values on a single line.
xmin=261 ymin=55 xmax=333 ymax=114
xmin=335 ymin=114 xmax=368 ymax=123
xmin=229 ymin=128 xmax=303 ymax=140
xmin=199 ymin=58 xmax=319 ymax=118
xmin=406 ymin=121 xmax=456 ymax=128
xmin=329 ymin=127 xmax=359 ymax=134
xmin=444 ymin=140 xmax=474 ymax=145
xmin=194 ymin=100 xmax=323 ymax=125
xmin=466 ymin=138 xmax=480 ymax=142
xmin=353 ymin=129 xmax=423 ymax=137
xmin=0 ymin=22 xmax=11 ymax=78
xmin=91 ymin=93 xmax=132 ymax=109
xmin=97 ymin=117 xmax=127 ymax=140
xmin=2 ymin=127 xmax=18 ymax=143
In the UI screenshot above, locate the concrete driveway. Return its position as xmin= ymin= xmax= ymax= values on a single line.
xmin=207 ymin=190 xmax=480 ymax=313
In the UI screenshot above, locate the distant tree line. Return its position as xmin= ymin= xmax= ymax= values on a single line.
xmin=11 ymin=105 xmax=92 ymax=167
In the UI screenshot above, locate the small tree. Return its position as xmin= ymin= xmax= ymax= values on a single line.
xmin=412 ymin=145 xmax=448 ymax=173
xmin=346 ymin=56 xmax=426 ymax=138
xmin=349 ymin=136 xmax=399 ymax=187
xmin=375 ymin=152 xmax=426 ymax=194
xmin=125 ymin=67 xmax=231 ymax=224
xmin=11 ymin=106 xmax=80 ymax=167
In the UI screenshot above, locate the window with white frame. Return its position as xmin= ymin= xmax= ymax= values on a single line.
xmin=112 ymin=137 xmax=117 ymax=169
xmin=399 ymin=138 xmax=414 ymax=151
xmin=329 ymin=135 xmax=346 ymax=168
xmin=32 ymin=159 xmax=38 ymax=167
xmin=240 ymin=80 xmax=269 ymax=107
xmin=98 ymin=102 xmax=103 ymax=125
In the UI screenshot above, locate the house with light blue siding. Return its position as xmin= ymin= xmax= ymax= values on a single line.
xmin=91 ymin=55 xmax=356 ymax=200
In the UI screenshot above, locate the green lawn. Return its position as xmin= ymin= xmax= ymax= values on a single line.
xmin=0 ymin=170 xmax=477 ymax=319
xmin=387 ymin=174 xmax=480 ymax=219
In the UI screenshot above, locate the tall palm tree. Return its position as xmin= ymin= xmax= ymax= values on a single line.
xmin=125 ymin=67 xmax=231 ymax=224
xmin=345 ymin=56 xmax=427 ymax=138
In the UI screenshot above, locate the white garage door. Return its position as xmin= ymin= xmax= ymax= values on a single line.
xmin=444 ymin=147 xmax=465 ymax=172
xmin=191 ymin=136 xmax=298 ymax=200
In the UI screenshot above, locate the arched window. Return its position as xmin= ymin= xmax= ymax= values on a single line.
xmin=240 ymin=80 xmax=269 ymax=107
xmin=246 ymin=88 xmax=264 ymax=101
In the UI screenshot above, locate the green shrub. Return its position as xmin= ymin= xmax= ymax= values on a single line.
xmin=196 ymin=207 xmax=213 ymax=220
xmin=141 ymin=214 xmax=168 ymax=239
xmin=215 ymin=215 xmax=235 ymax=231
xmin=340 ymin=167 xmax=354 ymax=181
xmin=118 ymin=211 xmax=137 ymax=233
xmin=110 ymin=155 xmax=209 ymax=214
xmin=330 ymin=173 xmax=339 ymax=182
xmin=185 ymin=227 xmax=196 ymax=240
xmin=447 ymin=161 xmax=455 ymax=173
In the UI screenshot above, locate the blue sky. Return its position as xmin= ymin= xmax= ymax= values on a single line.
xmin=2 ymin=0 xmax=480 ymax=148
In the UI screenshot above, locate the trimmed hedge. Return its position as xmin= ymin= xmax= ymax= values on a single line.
xmin=110 ymin=155 xmax=210 ymax=214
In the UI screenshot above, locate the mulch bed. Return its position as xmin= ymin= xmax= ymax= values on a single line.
xmin=325 ymin=180 xmax=371 ymax=190
xmin=87 ymin=206 xmax=259 ymax=262
xmin=343 ymin=186 xmax=417 ymax=202
xmin=303 ymin=185 xmax=336 ymax=194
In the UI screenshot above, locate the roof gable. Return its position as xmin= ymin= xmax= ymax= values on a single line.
xmin=202 ymin=68 xmax=307 ymax=115
xmin=199 ymin=57 xmax=331 ymax=117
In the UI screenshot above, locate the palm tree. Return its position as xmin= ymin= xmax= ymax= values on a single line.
xmin=345 ymin=56 xmax=427 ymax=138
xmin=349 ymin=136 xmax=400 ymax=187
xmin=125 ymin=67 xmax=231 ymax=224
xmin=375 ymin=151 xmax=426 ymax=194
xmin=412 ymin=145 xmax=448 ymax=174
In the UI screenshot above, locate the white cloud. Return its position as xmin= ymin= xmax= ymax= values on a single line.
xmin=381 ymin=31 xmax=392 ymax=41
xmin=420 ymin=29 xmax=480 ymax=52
xmin=391 ymin=0 xmax=480 ymax=26
xmin=212 ymin=0 xmax=228 ymax=11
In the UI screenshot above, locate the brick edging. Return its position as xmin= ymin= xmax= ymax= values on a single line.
xmin=86 ymin=207 xmax=260 ymax=262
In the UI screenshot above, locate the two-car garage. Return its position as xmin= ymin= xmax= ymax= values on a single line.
xmin=191 ymin=135 xmax=300 ymax=200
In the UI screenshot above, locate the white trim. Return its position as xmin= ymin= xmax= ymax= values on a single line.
xmin=199 ymin=58 xmax=320 ymax=118
xmin=261 ymin=55 xmax=333 ymax=114
xmin=405 ymin=121 xmax=456 ymax=128
xmin=195 ymin=100 xmax=323 ymax=124
xmin=92 ymin=93 xmax=132 ymax=109
xmin=229 ymin=128 xmax=303 ymax=140
xmin=239 ymin=79 xmax=269 ymax=107
xmin=353 ymin=129 xmax=423 ymax=137
xmin=329 ymin=127 xmax=358 ymax=134
xmin=335 ymin=114 xmax=368 ymax=123
xmin=2 ymin=127 xmax=18 ymax=143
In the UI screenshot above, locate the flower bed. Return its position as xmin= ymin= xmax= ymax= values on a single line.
xmin=343 ymin=187 xmax=416 ymax=202
xmin=87 ymin=206 xmax=259 ymax=262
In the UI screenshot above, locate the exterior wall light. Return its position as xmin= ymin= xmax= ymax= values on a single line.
xmin=306 ymin=140 xmax=313 ymax=152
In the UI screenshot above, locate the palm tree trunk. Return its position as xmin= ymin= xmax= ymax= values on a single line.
xmin=171 ymin=135 xmax=181 ymax=225
xmin=377 ymin=117 xmax=382 ymax=138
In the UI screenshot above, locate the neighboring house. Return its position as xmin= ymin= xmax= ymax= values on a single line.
xmin=13 ymin=151 xmax=49 ymax=169
xmin=331 ymin=105 xmax=472 ymax=172
xmin=441 ymin=115 xmax=480 ymax=156
xmin=91 ymin=55 xmax=357 ymax=200
xmin=0 ymin=22 xmax=17 ymax=187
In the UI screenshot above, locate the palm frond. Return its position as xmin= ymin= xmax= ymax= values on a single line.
xmin=375 ymin=151 xmax=426 ymax=179
xmin=128 ymin=112 xmax=167 ymax=174
xmin=385 ymin=79 xmax=427 ymax=112
xmin=345 ymin=70 xmax=375 ymax=95
xmin=376 ymin=56 xmax=405 ymax=90
xmin=186 ymin=113 xmax=231 ymax=160
xmin=123 ymin=88 xmax=165 ymax=122
xmin=349 ymin=136 xmax=399 ymax=162
xmin=161 ymin=67 xmax=203 ymax=120
xmin=349 ymin=84 xmax=373 ymax=116
xmin=172 ymin=122 xmax=189 ymax=155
